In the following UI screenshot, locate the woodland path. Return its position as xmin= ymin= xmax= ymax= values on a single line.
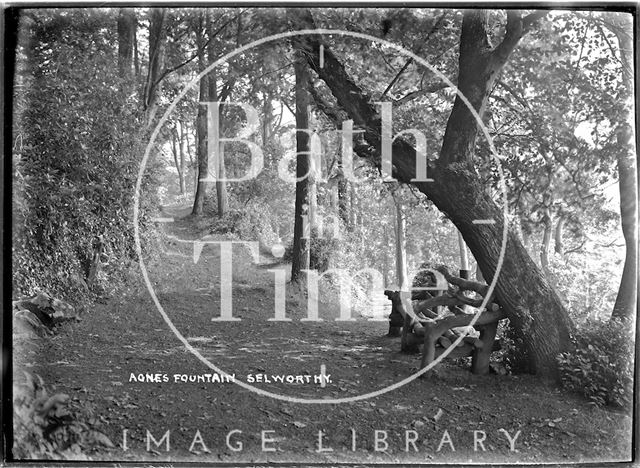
xmin=17 ymin=203 xmax=632 ymax=464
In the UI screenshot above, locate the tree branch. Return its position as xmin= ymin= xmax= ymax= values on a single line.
xmin=435 ymin=265 xmax=489 ymax=297
xmin=492 ymin=10 xmax=549 ymax=64
xmin=152 ymin=10 xmax=245 ymax=92
xmin=379 ymin=12 xmax=448 ymax=100
xmin=495 ymin=79 xmax=532 ymax=111
xmin=395 ymin=81 xmax=450 ymax=106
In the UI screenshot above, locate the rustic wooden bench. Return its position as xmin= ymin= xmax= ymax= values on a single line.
xmin=384 ymin=266 xmax=506 ymax=375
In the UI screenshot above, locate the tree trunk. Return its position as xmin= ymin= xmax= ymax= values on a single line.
xmin=308 ymin=140 xmax=318 ymax=231
xmin=349 ymin=184 xmax=358 ymax=228
xmin=330 ymin=184 xmax=338 ymax=210
xmin=192 ymin=15 xmax=208 ymax=216
xmin=393 ymin=196 xmax=408 ymax=289
xmin=338 ymin=178 xmax=349 ymax=228
xmin=262 ymin=96 xmax=273 ymax=145
xmin=183 ymin=121 xmax=196 ymax=195
xmin=336 ymin=138 xmax=351 ymax=228
xmin=554 ymin=216 xmax=564 ymax=255
xmin=382 ymin=225 xmax=390 ymax=287
xmin=184 ymin=121 xmax=194 ymax=165
xmin=117 ymin=8 xmax=136 ymax=79
xmin=143 ymin=8 xmax=166 ymax=126
xmin=457 ymin=230 xmax=470 ymax=278
xmin=290 ymin=8 xmax=572 ymax=376
xmin=612 ymin=122 xmax=638 ymax=320
xmin=178 ymin=121 xmax=187 ymax=194
xmin=207 ymin=12 xmax=228 ymax=218
xmin=609 ymin=13 xmax=638 ymax=321
xmin=215 ymin=144 xmax=229 ymax=216
xmin=171 ymin=126 xmax=183 ymax=193
xmin=291 ymin=51 xmax=311 ymax=283
xmin=540 ymin=207 xmax=552 ymax=274
xmin=309 ymin=182 xmax=318 ymax=230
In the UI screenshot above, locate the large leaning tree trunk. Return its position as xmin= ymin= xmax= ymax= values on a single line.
xmin=289 ymin=9 xmax=574 ymax=376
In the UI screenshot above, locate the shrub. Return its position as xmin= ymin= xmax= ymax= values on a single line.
xmin=496 ymin=320 xmax=532 ymax=374
xmin=282 ymin=228 xmax=340 ymax=272
xmin=206 ymin=202 xmax=280 ymax=247
xmin=13 ymin=372 xmax=114 ymax=459
xmin=557 ymin=318 xmax=634 ymax=408
xmin=309 ymin=233 xmax=340 ymax=272
xmin=13 ymin=10 xmax=158 ymax=302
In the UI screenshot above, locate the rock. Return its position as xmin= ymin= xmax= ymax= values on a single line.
xmin=13 ymin=292 xmax=77 ymax=332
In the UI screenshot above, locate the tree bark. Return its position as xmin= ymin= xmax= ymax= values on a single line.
xmin=554 ymin=215 xmax=564 ymax=255
xmin=540 ymin=207 xmax=552 ymax=274
xmin=338 ymin=178 xmax=349 ymax=228
xmin=183 ymin=117 xmax=196 ymax=195
xmin=393 ymin=195 xmax=408 ymax=289
xmin=192 ymin=15 xmax=208 ymax=216
xmin=457 ymin=230 xmax=470 ymax=278
xmin=262 ymin=96 xmax=273 ymax=145
xmin=608 ymin=13 xmax=638 ymax=321
xmin=309 ymin=158 xmax=318 ymax=230
xmin=117 ymin=8 xmax=136 ymax=79
xmin=612 ymin=122 xmax=638 ymax=320
xmin=336 ymin=139 xmax=351 ymax=228
xmin=207 ymin=12 xmax=229 ymax=218
xmin=143 ymin=8 xmax=166 ymax=126
xmin=290 ymin=8 xmax=572 ymax=376
xmin=178 ymin=121 xmax=187 ymax=194
xmin=382 ymin=225 xmax=390 ymax=287
xmin=171 ymin=126 xmax=184 ymax=194
xmin=291 ymin=51 xmax=312 ymax=283
xmin=349 ymin=184 xmax=358 ymax=228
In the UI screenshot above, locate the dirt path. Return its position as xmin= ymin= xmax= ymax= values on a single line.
xmin=16 ymin=204 xmax=633 ymax=464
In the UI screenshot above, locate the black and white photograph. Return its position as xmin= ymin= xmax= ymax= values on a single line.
xmin=5 ymin=3 xmax=638 ymax=465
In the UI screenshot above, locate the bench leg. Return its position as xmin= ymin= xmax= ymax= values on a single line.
xmin=401 ymin=313 xmax=420 ymax=353
xmin=388 ymin=307 xmax=403 ymax=337
xmin=420 ymin=331 xmax=437 ymax=370
xmin=471 ymin=320 xmax=498 ymax=375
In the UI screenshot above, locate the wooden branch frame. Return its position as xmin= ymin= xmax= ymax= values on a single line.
xmin=384 ymin=266 xmax=507 ymax=375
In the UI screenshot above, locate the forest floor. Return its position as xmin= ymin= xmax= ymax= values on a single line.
xmin=14 ymin=203 xmax=633 ymax=465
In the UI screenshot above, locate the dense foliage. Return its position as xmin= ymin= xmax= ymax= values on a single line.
xmin=13 ymin=10 xmax=158 ymax=301
xmin=13 ymin=372 xmax=114 ymax=459
xmin=557 ymin=318 xmax=634 ymax=408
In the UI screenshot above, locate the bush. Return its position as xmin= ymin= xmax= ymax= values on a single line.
xmin=206 ymin=202 xmax=280 ymax=247
xmin=282 ymin=228 xmax=340 ymax=272
xmin=309 ymin=233 xmax=340 ymax=272
xmin=12 ymin=10 xmax=160 ymax=302
xmin=13 ymin=372 xmax=114 ymax=459
xmin=557 ymin=318 xmax=634 ymax=408
xmin=495 ymin=320 xmax=532 ymax=374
